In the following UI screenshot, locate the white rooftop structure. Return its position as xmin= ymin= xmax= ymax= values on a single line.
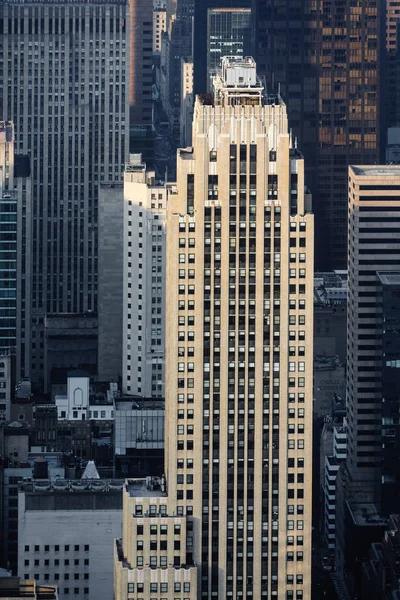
xmin=81 ymin=461 xmax=100 ymax=480
xmin=212 ymin=56 xmax=267 ymax=107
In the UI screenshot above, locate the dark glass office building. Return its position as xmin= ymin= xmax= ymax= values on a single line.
xmin=254 ymin=0 xmax=382 ymax=269
xmin=193 ymin=0 xmax=252 ymax=95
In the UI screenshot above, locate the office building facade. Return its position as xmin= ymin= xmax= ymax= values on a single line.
xmin=18 ymin=480 xmax=123 ymax=600
xmin=0 ymin=122 xmax=31 ymax=359
xmin=254 ymin=0 xmax=381 ymax=269
xmin=206 ymin=8 xmax=251 ymax=91
xmin=122 ymin=157 xmax=167 ymax=398
xmin=160 ymin=0 xmax=194 ymax=143
xmin=379 ymin=272 xmax=400 ymax=514
xmin=346 ymin=166 xmax=400 ymax=505
xmin=128 ymin=0 xmax=154 ymax=164
xmin=114 ymin=57 xmax=314 ymax=600
xmin=164 ymin=54 xmax=313 ymax=600
xmin=193 ymin=0 xmax=252 ymax=95
xmin=0 ymin=0 xmax=130 ymax=385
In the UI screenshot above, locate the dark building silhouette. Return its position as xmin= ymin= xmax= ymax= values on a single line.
xmin=378 ymin=273 xmax=400 ymax=515
xmin=254 ymin=0 xmax=382 ymax=269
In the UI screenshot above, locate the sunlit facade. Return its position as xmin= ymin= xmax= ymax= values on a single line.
xmin=254 ymin=0 xmax=381 ymax=269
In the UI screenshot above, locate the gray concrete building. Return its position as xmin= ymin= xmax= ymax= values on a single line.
xmin=0 ymin=0 xmax=130 ymax=387
xmin=18 ymin=479 xmax=123 ymax=600
xmin=122 ymin=156 xmax=168 ymax=398
xmin=98 ymin=184 xmax=124 ymax=382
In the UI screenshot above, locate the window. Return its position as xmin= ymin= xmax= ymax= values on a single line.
xmin=150 ymin=583 xmax=157 ymax=592
xmin=160 ymin=583 xmax=168 ymax=592
xmin=297 ymin=551 xmax=304 ymax=561
xmin=137 ymin=556 xmax=143 ymax=567
xmin=298 ymin=439 xmax=304 ymax=449
xmin=174 ymin=583 xmax=181 ymax=592
xmin=184 ymin=583 xmax=190 ymax=592
xmin=137 ymin=525 xmax=143 ymax=535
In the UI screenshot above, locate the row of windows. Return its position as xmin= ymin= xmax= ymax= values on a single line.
xmin=24 ymin=545 xmax=89 ymax=552
xmin=178 ymin=238 xmax=195 ymax=247
xmin=127 ymin=582 xmax=190 ymax=593
xmin=135 ymin=540 xmax=180 ymax=551
xmin=24 ymin=559 xmax=89 ymax=567
xmin=288 ymin=439 xmax=305 ymax=449
xmin=135 ymin=555 xmax=181 ymax=567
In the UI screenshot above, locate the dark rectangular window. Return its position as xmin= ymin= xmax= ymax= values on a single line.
xmin=187 ymin=175 xmax=194 ymax=215
xmin=250 ymin=144 xmax=257 ymax=174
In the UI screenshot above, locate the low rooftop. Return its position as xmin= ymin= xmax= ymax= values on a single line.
xmin=20 ymin=479 xmax=124 ymax=493
xmin=125 ymin=477 xmax=166 ymax=498
xmin=377 ymin=271 xmax=400 ymax=286
xmin=0 ymin=577 xmax=57 ymax=599
xmin=351 ymin=165 xmax=400 ymax=177
xmin=115 ymin=397 xmax=164 ymax=411
xmin=348 ymin=501 xmax=388 ymax=527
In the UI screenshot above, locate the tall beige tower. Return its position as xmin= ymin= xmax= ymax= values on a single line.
xmin=114 ymin=57 xmax=314 ymax=600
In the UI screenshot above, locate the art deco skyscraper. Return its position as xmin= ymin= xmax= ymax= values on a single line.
xmin=254 ymin=0 xmax=381 ymax=269
xmin=115 ymin=57 xmax=314 ymax=600
xmin=0 ymin=0 xmax=129 ymax=384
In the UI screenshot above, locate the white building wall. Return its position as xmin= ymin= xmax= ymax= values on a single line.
xmin=18 ymin=493 xmax=122 ymax=600
xmin=56 ymin=375 xmax=90 ymax=420
xmin=88 ymin=405 xmax=114 ymax=420
xmin=153 ymin=9 xmax=167 ymax=53
xmin=122 ymin=159 xmax=167 ymax=398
